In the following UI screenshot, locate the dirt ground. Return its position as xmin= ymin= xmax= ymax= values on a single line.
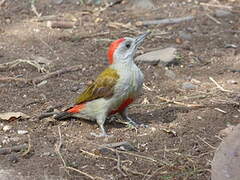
xmin=0 ymin=0 xmax=240 ymax=179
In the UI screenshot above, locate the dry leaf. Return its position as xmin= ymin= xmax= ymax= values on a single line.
xmin=0 ymin=112 xmax=30 ymax=121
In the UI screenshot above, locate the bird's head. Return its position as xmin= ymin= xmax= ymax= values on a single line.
xmin=107 ymin=32 xmax=150 ymax=65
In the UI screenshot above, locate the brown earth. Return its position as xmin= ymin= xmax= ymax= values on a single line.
xmin=0 ymin=0 xmax=240 ymax=179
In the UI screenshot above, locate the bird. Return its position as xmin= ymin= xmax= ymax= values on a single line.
xmin=54 ymin=32 xmax=150 ymax=137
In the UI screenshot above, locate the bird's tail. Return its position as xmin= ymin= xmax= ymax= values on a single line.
xmin=54 ymin=111 xmax=73 ymax=120
xmin=54 ymin=104 xmax=86 ymax=120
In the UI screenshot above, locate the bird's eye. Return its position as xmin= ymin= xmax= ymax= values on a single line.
xmin=125 ymin=42 xmax=131 ymax=49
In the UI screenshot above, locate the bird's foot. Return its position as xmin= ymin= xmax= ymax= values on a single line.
xmin=90 ymin=132 xmax=113 ymax=137
xmin=126 ymin=118 xmax=148 ymax=129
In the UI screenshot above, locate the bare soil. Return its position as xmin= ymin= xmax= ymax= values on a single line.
xmin=0 ymin=0 xmax=240 ymax=179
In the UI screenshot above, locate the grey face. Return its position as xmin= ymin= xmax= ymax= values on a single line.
xmin=114 ymin=32 xmax=150 ymax=63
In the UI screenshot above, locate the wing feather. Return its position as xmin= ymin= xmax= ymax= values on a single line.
xmin=74 ymin=68 xmax=119 ymax=104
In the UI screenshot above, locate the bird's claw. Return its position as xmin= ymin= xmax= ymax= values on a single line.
xmin=90 ymin=132 xmax=113 ymax=137
xmin=126 ymin=118 xmax=148 ymax=128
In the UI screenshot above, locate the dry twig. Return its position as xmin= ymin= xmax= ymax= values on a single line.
xmin=196 ymin=135 xmax=216 ymax=150
xmin=209 ymin=77 xmax=233 ymax=93
xmin=0 ymin=59 xmax=48 ymax=72
xmin=158 ymin=96 xmax=204 ymax=108
xmin=32 ymin=65 xmax=83 ymax=84
xmin=47 ymin=21 xmax=76 ymax=29
xmin=0 ymin=144 xmax=28 ymax=155
xmin=200 ymin=2 xmax=232 ymax=9
xmin=115 ymin=151 xmax=127 ymax=177
xmin=206 ymin=14 xmax=221 ymax=24
xmin=0 ymin=76 xmax=27 ymax=83
xmin=60 ymin=32 xmax=110 ymax=42
xmin=22 ymin=134 xmax=32 ymax=156
xmin=31 ymin=0 xmax=41 ymax=17
xmin=136 ymin=16 xmax=194 ymax=26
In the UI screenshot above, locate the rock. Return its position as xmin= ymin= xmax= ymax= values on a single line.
xmin=136 ymin=47 xmax=177 ymax=66
xmin=179 ymin=31 xmax=192 ymax=40
xmin=182 ymin=82 xmax=197 ymax=90
xmin=227 ymin=80 xmax=238 ymax=84
xmin=86 ymin=0 xmax=102 ymax=5
xmin=211 ymin=123 xmax=240 ymax=180
xmin=164 ymin=69 xmax=176 ymax=80
xmin=3 ymin=125 xmax=12 ymax=132
xmin=52 ymin=0 xmax=64 ymax=4
xmin=17 ymin=130 xmax=28 ymax=135
xmin=219 ymin=125 xmax=235 ymax=138
xmin=131 ymin=0 xmax=155 ymax=10
xmin=215 ymin=9 xmax=231 ymax=17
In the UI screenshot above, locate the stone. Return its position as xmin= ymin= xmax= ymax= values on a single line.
xmin=17 ymin=130 xmax=28 ymax=135
xmin=212 ymin=123 xmax=240 ymax=180
xmin=182 ymin=82 xmax=197 ymax=90
xmin=219 ymin=125 xmax=235 ymax=138
xmin=135 ymin=47 xmax=177 ymax=66
xmin=179 ymin=31 xmax=192 ymax=40
xmin=215 ymin=9 xmax=231 ymax=17
xmin=227 ymin=80 xmax=238 ymax=84
xmin=131 ymin=0 xmax=155 ymax=10
xmin=52 ymin=0 xmax=64 ymax=4
xmin=3 ymin=125 xmax=12 ymax=132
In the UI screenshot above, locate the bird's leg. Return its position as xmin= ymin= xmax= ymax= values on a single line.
xmin=119 ymin=109 xmax=139 ymax=127
xmin=119 ymin=108 xmax=148 ymax=128
xmin=91 ymin=115 xmax=112 ymax=137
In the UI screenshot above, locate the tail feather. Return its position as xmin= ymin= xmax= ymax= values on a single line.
xmin=54 ymin=103 xmax=86 ymax=120
xmin=67 ymin=104 xmax=86 ymax=113
xmin=54 ymin=111 xmax=73 ymax=120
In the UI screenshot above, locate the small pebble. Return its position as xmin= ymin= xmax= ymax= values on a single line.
xmin=182 ymin=82 xmax=197 ymax=90
xmin=227 ymin=80 xmax=238 ymax=84
xmin=179 ymin=31 xmax=192 ymax=40
xmin=151 ymin=127 xmax=156 ymax=132
xmin=17 ymin=130 xmax=28 ymax=135
xmin=3 ymin=125 xmax=12 ymax=132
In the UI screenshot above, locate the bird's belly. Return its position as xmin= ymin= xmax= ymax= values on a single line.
xmin=109 ymin=97 xmax=134 ymax=115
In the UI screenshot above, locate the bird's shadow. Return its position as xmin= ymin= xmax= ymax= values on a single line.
xmin=106 ymin=106 xmax=190 ymax=129
xmin=58 ymin=106 xmax=190 ymax=130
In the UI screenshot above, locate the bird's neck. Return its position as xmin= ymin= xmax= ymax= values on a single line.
xmin=113 ymin=57 xmax=135 ymax=68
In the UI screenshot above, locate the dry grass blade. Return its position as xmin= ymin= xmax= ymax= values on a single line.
xmin=30 ymin=0 xmax=41 ymax=17
xmin=0 ymin=144 xmax=28 ymax=155
xmin=136 ymin=16 xmax=194 ymax=26
xmin=158 ymin=96 xmax=204 ymax=108
xmin=145 ymin=168 xmax=162 ymax=180
xmin=0 ymin=76 xmax=27 ymax=83
xmin=22 ymin=134 xmax=32 ymax=156
xmin=115 ymin=151 xmax=127 ymax=177
xmin=122 ymin=166 xmax=150 ymax=177
xmin=0 ymin=59 xmax=48 ymax=72
xmin=32 ymin=65 xmax=83 ymax=84
xmin=206 ymin=14 xmax=221 ymax=24
xmin=209 ymin=77 xmax=233 ymax=93
xmin=200 ymin=2 xmax=232 ymax=9
xmin=196 ymin=135 xmax=216 ymax=150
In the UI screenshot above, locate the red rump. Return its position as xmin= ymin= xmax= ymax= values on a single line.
xmin=107 ymin=38 xmax=125 ymax=64
xmin=67 ymin=104 xmax=86 ymax=113
xmin=110 ymin=98 xmax=134 ymax=115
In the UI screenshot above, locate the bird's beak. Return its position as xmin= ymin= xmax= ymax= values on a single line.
xmin=134 ymin=31 xmax=150 ymax=47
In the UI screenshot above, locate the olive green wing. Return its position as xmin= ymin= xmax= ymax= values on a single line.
xmin=74 ymin=67 xmax=119 ymax=104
